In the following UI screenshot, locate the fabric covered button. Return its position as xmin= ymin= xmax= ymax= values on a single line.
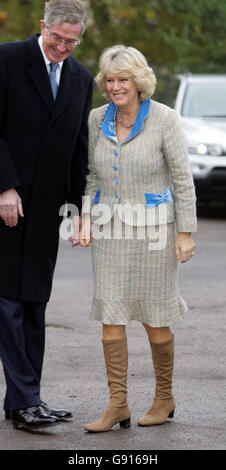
xmin=114 ymin=178 xmax=119 ymax=184
xmin=115 ymin=192 xmax=119 ymax=198
xmin=114 ymin=150 xmax=119 ymax=156
xmin=113 ymin=165 xmax=118 ymax=171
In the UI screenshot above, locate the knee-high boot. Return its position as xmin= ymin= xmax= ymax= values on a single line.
xmin=138 ymin=335 xmax=175 ymax=426
xmin=84 ymin=337 xmax=131 ymax=432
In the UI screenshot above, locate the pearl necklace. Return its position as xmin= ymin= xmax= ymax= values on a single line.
xmin=116 ymin=107 xmax=136 ymax=128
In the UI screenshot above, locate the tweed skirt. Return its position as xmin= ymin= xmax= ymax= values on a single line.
xmin=90 ymin=217 xmax=188 ymax=327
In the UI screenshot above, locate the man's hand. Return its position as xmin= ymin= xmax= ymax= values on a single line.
xmin=69 ymin=215 xmax=82 ymax=247
xmin=175 ymin=232 xmax=195 ymax=263
xmin=68 ymin=214 xmax=92 ymax=247
xmin=0 ymin=188 xmax=24 ymax=227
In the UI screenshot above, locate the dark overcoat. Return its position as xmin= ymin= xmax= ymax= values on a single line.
xmin=0 ymin=34 xmax=93 ymax=302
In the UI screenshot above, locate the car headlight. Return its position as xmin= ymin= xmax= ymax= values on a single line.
xmin=188 ymin=142 xmax=224 ymax=156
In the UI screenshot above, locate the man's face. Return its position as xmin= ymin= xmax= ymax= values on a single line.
xmin=40 ymin=20 xmax=82 ymax=63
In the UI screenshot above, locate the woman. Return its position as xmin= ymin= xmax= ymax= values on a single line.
xmin=80 ymin=45 xmax=197 ymax=432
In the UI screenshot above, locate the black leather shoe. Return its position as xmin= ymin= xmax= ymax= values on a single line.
xmin=40 ymin=401 xmax=73 ymax=419
xmin=10 ymin=405 xmax=61 ymax=430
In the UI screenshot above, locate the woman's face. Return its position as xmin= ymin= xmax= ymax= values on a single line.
xmin=105 ymin=74 xmax=139 ymax=109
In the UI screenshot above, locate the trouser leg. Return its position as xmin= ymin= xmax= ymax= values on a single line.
xmin=0 ymin=297 xmax=45 ymax=411
xmin=23 ymin=301 xmax=46 ymax=384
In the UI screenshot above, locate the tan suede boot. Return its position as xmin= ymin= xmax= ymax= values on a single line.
xmin=84 ymin=337 xmax=131 ymax=432
xmin=138 ymin=335 xmax=175 ymax=426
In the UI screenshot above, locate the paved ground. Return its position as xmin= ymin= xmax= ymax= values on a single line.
xmin=0 ymin=203 xmax=225 ymax=451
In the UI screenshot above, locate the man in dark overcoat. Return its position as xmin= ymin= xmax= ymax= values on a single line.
xmin=0 ymin=0 xmax=93 ymax=430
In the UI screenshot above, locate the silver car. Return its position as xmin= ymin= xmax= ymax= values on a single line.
xmin=163 ymin=74 xmax=226 ymax=202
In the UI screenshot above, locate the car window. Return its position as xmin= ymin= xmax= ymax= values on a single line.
xmin=182 ymin=83 xmax=226 ymax=117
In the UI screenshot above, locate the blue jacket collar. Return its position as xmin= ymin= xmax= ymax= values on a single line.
xmin=101 ymin=99 xmax=151 ymax=143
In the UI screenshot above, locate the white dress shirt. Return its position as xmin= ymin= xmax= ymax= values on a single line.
xmin=38 ymin=35 xmax=63 ymax=86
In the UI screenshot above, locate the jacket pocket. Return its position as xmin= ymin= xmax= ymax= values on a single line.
xmin=145 ymin=186 xmax=173 ymax=208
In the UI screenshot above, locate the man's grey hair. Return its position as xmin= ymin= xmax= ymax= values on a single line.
xmin=44 ymin=0 xmax=87 ymax=35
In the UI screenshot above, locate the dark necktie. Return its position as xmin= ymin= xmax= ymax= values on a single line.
xmin=49 ymin=63 xmax=59 ymax=100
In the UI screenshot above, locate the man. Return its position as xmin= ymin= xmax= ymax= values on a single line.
xmin=0 ymin=0 xmax=93 ymax=430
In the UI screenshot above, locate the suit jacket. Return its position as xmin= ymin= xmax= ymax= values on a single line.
xmin=0 ymin=34 xmax=93 ymax=301
xmin=84 ymin=99 xmax=197 ymax=232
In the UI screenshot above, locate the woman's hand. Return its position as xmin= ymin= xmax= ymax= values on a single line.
xmin=79 ymin=214 xmax=92 ymax=247
xmin=175 ymin=232 xmax=195 ymax=263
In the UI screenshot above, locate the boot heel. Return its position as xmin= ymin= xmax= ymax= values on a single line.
xmin=168 ymin=410 xmax=174 ymax=419
xmin=120 ymin=417 xmax=131 ymax=428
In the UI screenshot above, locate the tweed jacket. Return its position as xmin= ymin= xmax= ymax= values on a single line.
xmin=83 ymin=99 xmax=197 ymax=232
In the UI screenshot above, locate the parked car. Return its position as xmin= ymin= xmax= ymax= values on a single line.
xmin=161 ymin=74 xmax=226 ymax=202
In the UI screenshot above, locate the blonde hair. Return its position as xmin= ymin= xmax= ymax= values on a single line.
xmin=95 ymin=45 xmax=156 ymax=101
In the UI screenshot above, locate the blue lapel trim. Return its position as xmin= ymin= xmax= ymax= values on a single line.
xmin=101 ymin=99 xmax=151 ymax=143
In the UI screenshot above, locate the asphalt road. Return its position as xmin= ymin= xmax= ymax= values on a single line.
xmin=0 ymin=203 xmax=226 ymax=451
